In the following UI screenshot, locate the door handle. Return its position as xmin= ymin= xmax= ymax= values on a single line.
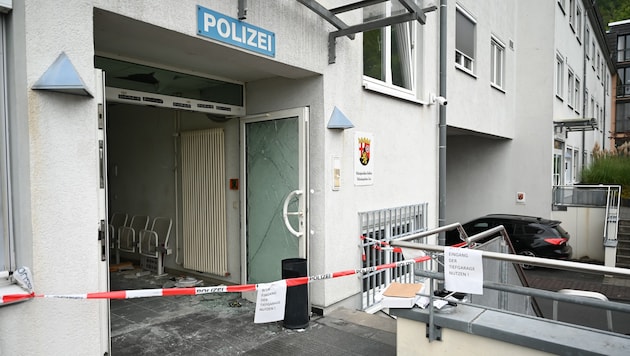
xmin=282 ymin=190 xmax=303 ymax=237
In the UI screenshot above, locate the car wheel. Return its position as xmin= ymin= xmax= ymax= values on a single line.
xmin=518 ymin=250 xmax=536 ymax=270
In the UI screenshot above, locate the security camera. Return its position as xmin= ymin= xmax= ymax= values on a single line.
xmin=434 ymin=96 xmax=448 ymax=106
xmin=429 ymin=94 xmax=448 ymax=106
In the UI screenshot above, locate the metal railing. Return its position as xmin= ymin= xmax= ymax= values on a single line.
xmin=552 ymin=184 xmax=621 ymax=245
xmin=358 ymin=203 xmax=429 ymax=311
xmin=389 ymin=224 xmax=630 ymax=341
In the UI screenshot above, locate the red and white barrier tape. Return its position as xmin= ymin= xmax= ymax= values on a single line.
xmin=1 ymin=255 xmax=431 ymax=303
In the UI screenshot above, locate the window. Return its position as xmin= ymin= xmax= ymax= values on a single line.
xmin=584 ymin=89 xmax=589 ymax=114
xmin=572 ymin=148 xmax=579 ymax=183
xmin=576 ymin=6 xmax=582 ymax=41
xmin=592 ymin=39 xmax=596 ymax=68
xmin=363 ymin=2 xmax=416 ymax=96
xmin=574 ymin=77 xmax=580 ymax=113
xmin=616 ymin=102 xmax=630 ymax=132
xmin=564 ymin=147 xmax=573 ymax=184
xmin=567 ymin=69 xmax=574 ymax=108
xmin=490 ymin=37 xmax=505 ymax=88
xmin=596 ymin=52 xmax=601 ymax=78
xmin=553 ymin=140 xmax=564 ymax=186
xmin=556 ymin=54 xmax=564 ymax=98
xmin=585 ymin=27 xmax=590 ymax=59
xmin=558 ymin=0 xmax=566 ymax=12
xmin=455 ymin=7 xmax=476 ymax=73
xmin=569 ymin=0 xmax=576 ymax=29
xmin=618 ymin=34 xmax=630 ymax=62
xmin=595 ymin=103 xmax=600 ymax=127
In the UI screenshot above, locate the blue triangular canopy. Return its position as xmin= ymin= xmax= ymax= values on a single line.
xmin=327 ymin=106 xmax=354 ymax=129
xmin=32 ymin=52 xmax=93 ymax=97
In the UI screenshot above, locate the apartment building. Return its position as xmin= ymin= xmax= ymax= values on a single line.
xmin=608 ymin=19 xmax=630 ymax=148
xmin=445 ymin=0 xmax=613 ymax=225
xmin=0 ymin=0 xmax=614 ymax=354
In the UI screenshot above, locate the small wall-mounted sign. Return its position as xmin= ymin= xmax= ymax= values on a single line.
xmin=354 ymin=132 xmax=374 ymax=186
xmin=229 ymin=178 xmax=239 ymax=190
xmin=516 ymin=191 xmax=526 ymax=204
xmin=197 ymin=5 xmax=275 ymax=57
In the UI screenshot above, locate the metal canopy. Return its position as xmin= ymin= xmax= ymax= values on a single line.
xmin=296 ymin=0 xmax=436 ymax=64
xmin=553 ymin=118 xmax=598 ymax=132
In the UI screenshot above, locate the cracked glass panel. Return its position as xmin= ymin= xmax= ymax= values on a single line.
xmin=246 ymin=117 xmax=299 ymax=283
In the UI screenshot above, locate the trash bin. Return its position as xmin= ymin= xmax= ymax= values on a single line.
xmin=281 ymin=258 xmax=309 ymax=329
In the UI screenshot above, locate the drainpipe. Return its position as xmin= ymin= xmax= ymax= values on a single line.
xmin=582 ymin=28 xmax=587 ymax=174
xmin=438 ymin=0 xmax=447 ymax=245
xmin=437 ymin=0 xmax=448 ymax=291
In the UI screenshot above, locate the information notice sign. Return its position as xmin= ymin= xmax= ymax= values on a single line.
xmin=254 ymin=281 xmax=287 ymax=323
xmin=444 ymin=247 xmax=484 ymax=295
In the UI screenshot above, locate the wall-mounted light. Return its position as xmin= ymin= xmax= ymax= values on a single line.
xmin=327 ymin=106 xmax=354 ymax=129
xmin=32 ymin=52 xmax=93 ymax=97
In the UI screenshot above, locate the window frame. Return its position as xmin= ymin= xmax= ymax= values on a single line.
xmin=575 ymin=5 xmax=582 ymax=42
xmin=362 ymin=2 xmax=418 ymax=102
xmin=617 ymin=34 xmax=630 ymax=62
xmin=584 ymin=88 xmax=589 ymax=115
xmin=567 ymin=68 xmax=575 ymax=108
xmin=591 ymin=39 xmax=596 ymax=68
xmin=568 ymin=0 xmax=576 ymax=31
xmin=490 ymin=36 xmax=505 ymax=89
xmin=574 ymin=76 xmax=580 ymax=114
xmin=558 ymin=0 xmax=567 ymax=14
xmin=455 ymin=6 xmax=476 ymax=75
xmin=585 ymin=27 xmax=590 ymax=59
xmin=556 ymin=54 xmax=565 ymax=99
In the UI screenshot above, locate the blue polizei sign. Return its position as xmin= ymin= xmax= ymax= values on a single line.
xmin=197 ymin=5 xmax=275 ymax=57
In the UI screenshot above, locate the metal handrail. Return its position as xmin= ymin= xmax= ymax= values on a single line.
xmin=394 ymin=240 xmax=630 ymax=277
xmin=393 ymin=220 xmax=630 ymax=277
xmin=391 ymin=223 xmax=630 ymax=339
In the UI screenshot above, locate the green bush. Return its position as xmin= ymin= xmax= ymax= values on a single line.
xmin=581 ymin=142 xmax=630 ymax=199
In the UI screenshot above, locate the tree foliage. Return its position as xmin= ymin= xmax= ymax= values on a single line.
xmin=597 ymin=0 xmax=630 ymax=28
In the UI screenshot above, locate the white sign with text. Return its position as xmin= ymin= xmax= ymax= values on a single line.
xmin=444 ymin=247 xmax=484 ymax=295
xmin=254 ymin=281 xmax=287 ymax=323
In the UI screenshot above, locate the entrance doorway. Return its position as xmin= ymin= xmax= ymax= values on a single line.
xmin=241 ymin=108 xmax=309 ymax=284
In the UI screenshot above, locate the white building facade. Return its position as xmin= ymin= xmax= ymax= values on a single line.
xmin=0 ymin=1 xmax=442 ymax=354
xmin=445 ymin=0 xmax=613 ymax=225
xmin=0 ymin=0 xmax=614 ymax=354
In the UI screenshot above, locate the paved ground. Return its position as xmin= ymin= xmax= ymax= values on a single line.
xmin=108 ymin=264 xmax=630 ymax=355
xmin=524 ymin=266 xmax=630 ymax=302
xmin=110 ymin=269 xmax=396 ymax=355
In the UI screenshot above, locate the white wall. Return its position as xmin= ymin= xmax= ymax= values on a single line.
xmin=0 ymin=0 xmax=107 ymax=354
xmin=397 ymin=317 xmax=554 ymax=356
xmin=446 ymin=0 xmax=517 ymax=138
xmin=552 ymin=207 xmax=606 ymax=261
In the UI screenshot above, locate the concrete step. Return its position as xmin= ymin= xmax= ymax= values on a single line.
xmin=619 ymin=223 xmax=630 ymax=234
xmin=617 ymin=240 xmax=630 ymax=249
xmin=616 ymin=255 xmax=630 ymax=265
xmin=620 ymin=207 xmax=630 ymax=220
xmin=617 ymin=233 xmax=630 ymax=243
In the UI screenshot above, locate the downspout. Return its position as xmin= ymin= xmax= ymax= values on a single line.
xmin=582 ymin=33 xmax=587 ymax=174
xmin=437 ymin=0 xmax=448 ymax=290
xmin=438 ymin=0 xmax=447 ymax=245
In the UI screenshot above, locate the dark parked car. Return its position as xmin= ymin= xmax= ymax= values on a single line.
xmin=446 ymin=214 xmax=573 ymax=268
